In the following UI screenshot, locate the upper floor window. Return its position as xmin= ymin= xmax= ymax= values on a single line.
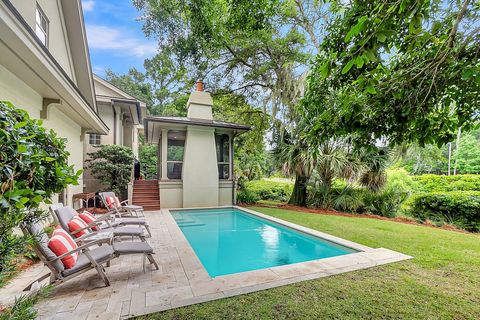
xmin=89 ymin=133 xmax=101 ymax=145
xmin=215 ymin=134 xmax=230 ymax=180
xmin=35 ymin=4 xmax=48 ymax=47
xmin=167 ymin=131 xmax=185 ymax=179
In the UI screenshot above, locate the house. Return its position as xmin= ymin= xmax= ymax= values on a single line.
xmin=83 ymin=75 xmax=147 ymax=193
xmin=143 ymin=82 xmax=251 ymax=208
xmin=0 ymin=0 xmax=108 ymax=206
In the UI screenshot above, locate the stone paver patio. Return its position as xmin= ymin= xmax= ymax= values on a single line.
xmin=0 ymin=207 xmax=412 ymax=319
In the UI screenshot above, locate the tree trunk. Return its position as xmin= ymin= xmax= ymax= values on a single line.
xmin=288 ymin=175 xmax=309 ymax=206
xmin=453 ymin=127 xmax=462 ymax=175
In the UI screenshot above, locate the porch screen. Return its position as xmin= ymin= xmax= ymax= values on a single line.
xmin=215 ymin=134 xmax=230 ymax=180
xmin=167 ymin=131 xmax=185 ymax=179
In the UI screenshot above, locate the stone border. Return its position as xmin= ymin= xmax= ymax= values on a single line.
xmin=127 ymin=207 xmax=412 ymax=318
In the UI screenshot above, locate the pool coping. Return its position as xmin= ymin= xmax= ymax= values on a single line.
xmin=127 ymin=206 xmax=413 ymax=318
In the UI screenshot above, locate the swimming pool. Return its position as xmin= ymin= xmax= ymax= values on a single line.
xmin=171 ymin=207 xmax=358 ymax=277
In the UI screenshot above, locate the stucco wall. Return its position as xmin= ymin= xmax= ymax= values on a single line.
xmin=10 ymin=0 xmax=76 ymax=80
xmin=159 ymin=181 xmax=183 ymax=208
xmin=182 ymin=126 xmax=219 ymax=207
xmin=219 ymin=181 xmax=234 ymax=206
xmin=0 ymin=64 xmax=82 ymax=206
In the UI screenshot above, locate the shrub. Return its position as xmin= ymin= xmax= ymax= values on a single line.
xmin=139 ymin=144 xmax=157 ymax=179
xmin=359 ymin=188 xmax=409 ymax=218
xmin=0 ymin=101 xmax=79 ymax=279
xmin=236 ymin=189 xmax=260 ymax=204
xmin=410 ymin=191 xmax=480 ymax=231
xmin=86 ymin=145 xmax=134 ymax=198
xmin=243 ymin=179 xmax=293 ymax=202
xmin=386 ymin=168 xmax=421 ymax=192
xmin=412 ymin=174 xmax=480 ymax=192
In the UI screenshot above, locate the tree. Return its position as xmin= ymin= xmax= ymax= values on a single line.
xmin=139 ymin=143 xmax=157 ymax=179
xmin=86 ymin=145 xmax=134 ymax=198
xmin=302 ymin=0 xmax=479 ymax=148
xmin=0 ymin=101 xmax=80 ymax=274
xmin=105 ymin=68 xmax=154 ymax=110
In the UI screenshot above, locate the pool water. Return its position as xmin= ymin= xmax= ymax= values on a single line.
xmin=171 ymin=208 xmax=358 ymax=277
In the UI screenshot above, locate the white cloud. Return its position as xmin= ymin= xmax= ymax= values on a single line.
xmin=82 ymin=0 xmax=95 ymax=12
xmin=86 ymin=24 xmax=157 ymax=57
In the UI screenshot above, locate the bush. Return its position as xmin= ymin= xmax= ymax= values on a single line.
xmin=412 ymin=174 xmax=480 ymax=192
xmin=359 ymin=188 xmax=409 ymax=218
xmin=236 ymin=189 xmax=260 ymax=204
xmin=410 ymin=191 xmax=480 ymax=231
xmin=243 ymin=179 xmax=293 ymax=202
xmin=0 ymin=101 xmax=79 ymax=278
xmin=386 ymin=168 xmax=421 ymax=192
xmin=139 ymin=144 xmax=157 ymax=179
xmin=86 ymin=145 xmax=134 ymax=198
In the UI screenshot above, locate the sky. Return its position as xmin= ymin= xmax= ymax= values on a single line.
xmin=81 ymin=0 xmax=157 ymax=78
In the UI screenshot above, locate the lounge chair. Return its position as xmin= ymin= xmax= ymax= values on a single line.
xmin=22 ymin=222 xmax=159 ymax=290
xmin=54 ymin=206 xmax=147 ymax=242
xmin=99 ymin=192 xmax=144 ymax=217
xmin=52 ymin=203 xmax=151 ymax=237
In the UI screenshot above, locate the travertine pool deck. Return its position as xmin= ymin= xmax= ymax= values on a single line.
xmin=0 ymin=207 xmax=412 ymax=319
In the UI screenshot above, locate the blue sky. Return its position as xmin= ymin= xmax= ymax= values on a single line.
xmin=82 ymin=0 xmax=157 ymax=77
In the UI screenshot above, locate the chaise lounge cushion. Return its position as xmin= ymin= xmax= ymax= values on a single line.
xmin=62 ymin=245 xmax=115 ymax=277
xmin=113 ymin=241 xmax=154 ymax=254
xmin=100 ymin=226 xmax=145 ymax=237
xmin=26 ymin=222 xmax=65 ymax=273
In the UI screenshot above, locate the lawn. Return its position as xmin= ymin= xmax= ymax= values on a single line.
xmin=138 ymin=206 xmax=480 ymax=320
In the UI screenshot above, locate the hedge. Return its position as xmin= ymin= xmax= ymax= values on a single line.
xmin=238 ymin=179 xmax=293 ymax=203
xmin=410 ymin=191 xmax=480 ymax=231
xmin=412 ymin=174 xmax=480 ymax=192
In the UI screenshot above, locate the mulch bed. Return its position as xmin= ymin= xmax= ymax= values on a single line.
xmin=242 ymin=203 xmax=467 ymax=233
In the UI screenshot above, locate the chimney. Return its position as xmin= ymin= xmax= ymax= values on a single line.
xmin=187 ymin=80 xmax=213 ymax=121
xmin=196 ymin=80 xmax=204 ymax=92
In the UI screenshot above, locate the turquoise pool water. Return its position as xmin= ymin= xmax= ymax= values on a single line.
xmin=171 ymin=207 xmax=358 ymax=277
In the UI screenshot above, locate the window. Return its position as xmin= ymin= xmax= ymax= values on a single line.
xmin=89 ymin=133 xmax=101 ymax=145
xmin=216 ymin=134 xmax=230 ymax=179
xmin=35 ymin=4 xmax=48 ymax=47
xmin=167 ymin=131 xmax=185 ymax=179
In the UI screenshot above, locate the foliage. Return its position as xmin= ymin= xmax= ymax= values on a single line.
xmin=141 ymin=206 xmax=480 ymax=320
xmin=243 ymin=179 xmax=293 ymax=202
xmin=385 ymin=168 xmax=420 ymax=193
xmin=412 ymin=174 xmax=480 ymax=192
xmin=454 ymin=128 xmax=480 ymax=173
xmin=0 ymin=285 xmax=52 ymax=320
xmin=359 ymin=188 xmax=409 ymax=218
xmin=411 ymin=191 xmax=480 ymax=231
xmin=236 ymin=189 xmax=260 ymax=204
xmin=86 ymin=145 xmax=134 ymax=197
xmin=139 ymin=144 xmax=157 ymax=180
xmin=0 ymin=101 xmax=79 ymax=276
xmin=302 ymin=0 xmax=479 ymax=148
xmin=212 ymin=93 xmax=270 ymax=186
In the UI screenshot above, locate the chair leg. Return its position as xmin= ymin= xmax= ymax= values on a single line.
xmin=145 ymin=225 xmax=152 ymax=237
xmin=94 ymin=265 xmax=110 ymax=286
xmin=143 ymin=254 xmax=146 ymax=273
xmin=146 ymin=253 xmax=160 ymax=270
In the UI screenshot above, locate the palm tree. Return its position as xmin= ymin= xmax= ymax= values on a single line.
xmin=272 ymin=128 xmax=314 ymax=206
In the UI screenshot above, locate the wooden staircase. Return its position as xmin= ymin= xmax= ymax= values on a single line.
xmin=132 ymin=180 xmax=160 ymax=211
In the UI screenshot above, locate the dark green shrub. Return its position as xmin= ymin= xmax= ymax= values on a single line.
xmin=86 ymin=145 xmax=134 ymax=197
xmin=410 ymin=191 xmax=480 ymax=231
xmin=359 ymin=188 xmax=409 ymax=218
xmin=0 ymin=101 xmax=79 ymax=279
xmin=236 ymin=189 xmax=260 ymax=204
xmin=412 ymin=174 xmax=480 ymax=192
xmin=244 ymin=179 xmax=293 ymax=202
xmin=139 ymin=144 xmax=157 ymax=179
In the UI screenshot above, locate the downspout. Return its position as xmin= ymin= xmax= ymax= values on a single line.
xmin=111 ymin=102 xmax=117 ymax=144
xmin=231 ymin=132 xmax=236 ymax=205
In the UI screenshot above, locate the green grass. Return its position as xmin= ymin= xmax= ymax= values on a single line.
xmin=138 ymin=207 xmax=480 ymax=320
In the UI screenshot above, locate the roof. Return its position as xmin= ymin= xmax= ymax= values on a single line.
xmin=145 ymin=116 xmax=251 ymax=143
xmin=145 ymin=116 xmax=252 ymax=130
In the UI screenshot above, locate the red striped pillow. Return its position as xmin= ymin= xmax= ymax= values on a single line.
xmin=68 ymin=216 xmax=91 ymax=238
xmin=48 ymin=228 xmax=78 ymax=269
xmin=79 ymin=211 xmax=99 ymax=231
xmin=105 ymin=196 xmax=115 ymax=209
